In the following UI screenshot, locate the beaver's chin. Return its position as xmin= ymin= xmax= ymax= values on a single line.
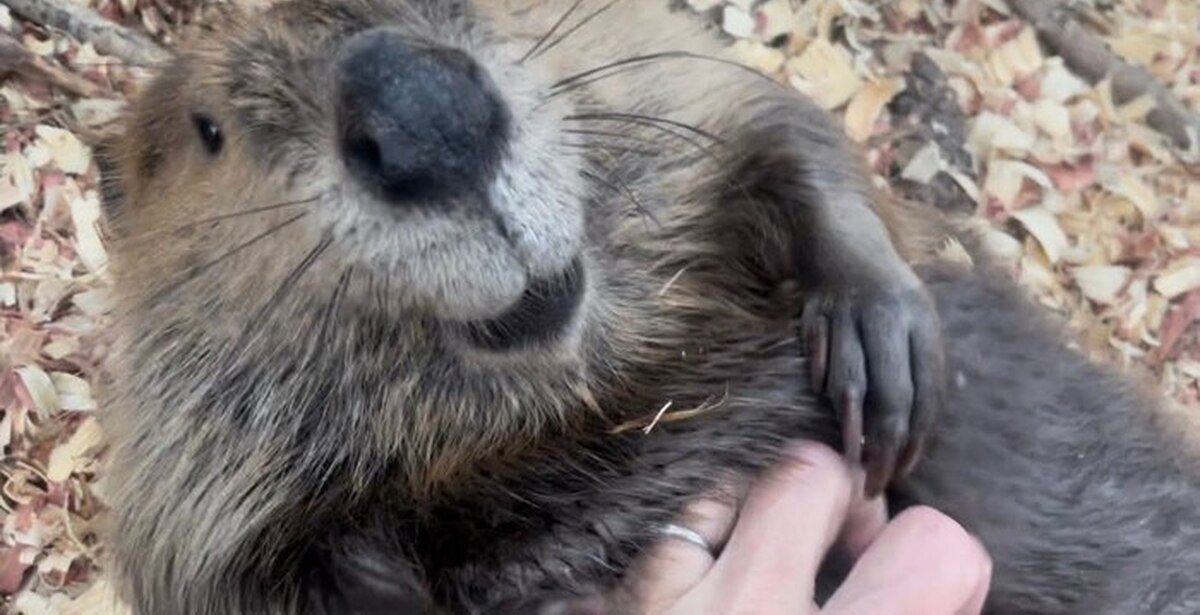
xmin=462 ymin=257 xmax=585 ymax=351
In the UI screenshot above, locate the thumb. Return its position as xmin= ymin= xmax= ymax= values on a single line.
xmin=697 ymin=441 xmax=854 ymax=612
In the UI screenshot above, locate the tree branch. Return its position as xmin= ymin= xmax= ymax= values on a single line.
xmin=1 ymin=0 xmax=170 ymax=67
xmin=0 ymin=29 xmax=106 ymax=97
xmin=1006 ymin=0 xmax=1200 ymax=155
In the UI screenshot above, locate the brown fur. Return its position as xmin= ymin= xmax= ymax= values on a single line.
xmin=99 ymin=2 xmax=1200 ymax=614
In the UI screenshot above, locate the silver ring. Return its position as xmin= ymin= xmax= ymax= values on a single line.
xmin=658 ymin=523 xmax=714 ymax=554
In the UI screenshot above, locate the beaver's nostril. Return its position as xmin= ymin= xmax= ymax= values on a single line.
xmin=343 ymin=133 xmax=382 ymax=179
xmin=335 ymin=28 xmax=509 ymax=205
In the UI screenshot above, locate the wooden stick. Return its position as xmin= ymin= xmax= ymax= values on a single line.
xmin=1006 ymin=0 xmax=1200 ymax=154
xmin=0 ymin=29 xmax=106 ymax=97
xmin=1 ymin=0 xmax=170 ymax=66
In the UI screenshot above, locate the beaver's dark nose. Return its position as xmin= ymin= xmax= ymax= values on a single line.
xmin=336 ymin=29 xmax=508 ymax=203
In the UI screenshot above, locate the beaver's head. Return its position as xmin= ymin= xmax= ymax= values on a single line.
xmin=102 ymin=0 xmax=716 ymax=486
xmin=107 ymin=0 xmax=608 ymax=345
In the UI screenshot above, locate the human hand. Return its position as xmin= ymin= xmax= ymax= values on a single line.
xmin=632 ymin=442 xmax=991 ymax=614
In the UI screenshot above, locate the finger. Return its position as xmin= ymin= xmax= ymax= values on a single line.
xmin=636 ymin=494 xmax=739 ymax=612
xmin=958 ymin=556 xmax=992 ymax=615
xmin=704 ymin=442 xmax=853 ymax=610
xmin=823 ymin=506 xmax=992 ymax=615
xmin=899 ymin=314 xmax=944 ymax=477
xmin=827 ymin=306 xmax=867 ymax=466
xmin=837 ymin=468 xmax=888 ymax=561
xmin=802 ymin=301 xmax=830 ymax=393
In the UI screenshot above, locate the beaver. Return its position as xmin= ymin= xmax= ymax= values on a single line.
xmin=96 ymin=0 xmax=1200 ymax=613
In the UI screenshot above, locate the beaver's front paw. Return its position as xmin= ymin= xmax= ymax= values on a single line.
xmin=801 ymin=281 xmax=944 ymax=497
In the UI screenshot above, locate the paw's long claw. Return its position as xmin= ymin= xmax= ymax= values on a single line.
xmin=897 ymin=437 xmax=925 ymax=478
xmin=804 ymin=311 xmax=830 ymax=393
xmin=863 ymin=443 xmax=897 ymax=499
xmin=904 ymin=313 xmax=944 ymax=479
xmin=840 ymin=388 xmax=864 ymax=464
xmin=827 ymin=305 xmax=867 ymax=462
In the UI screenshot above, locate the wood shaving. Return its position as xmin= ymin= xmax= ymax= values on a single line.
xmin=1013 ymin=207 xmax=1071 ymax=263
xmin=1071 ymin=265 xmax=1132 ymax=305
xmin=787 ymin=38 xmax=863 ymax=110
xmin=1155 ymin=258 xmax=1200 ymax=299
xmin=845 ymin=77 xmax=904 ymax=142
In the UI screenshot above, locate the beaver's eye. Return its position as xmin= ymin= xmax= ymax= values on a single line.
xmin=192 ymin=114 xmax=224 ymax=155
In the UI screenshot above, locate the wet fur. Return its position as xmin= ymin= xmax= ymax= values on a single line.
xmin=99 ymin=1 xmax=1200 ymax=613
